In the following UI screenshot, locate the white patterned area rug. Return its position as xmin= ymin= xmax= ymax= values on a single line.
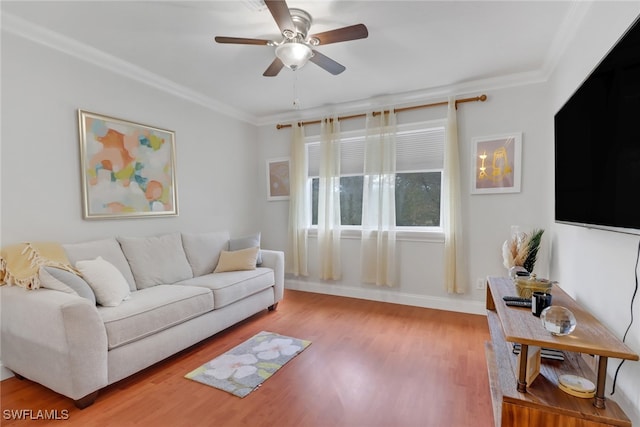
xmin=185 ymin=331 xmax=311 ymax=398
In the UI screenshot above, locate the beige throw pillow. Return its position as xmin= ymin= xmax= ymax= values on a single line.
xmin=214 ymin=247 xmax=259 ymax=273
xmin=229 ymin=232 xmax=262 ymax=265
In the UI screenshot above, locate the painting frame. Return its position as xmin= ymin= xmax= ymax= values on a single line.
xmin=78 ymin=110 xmax=178 ymax=219
xmin=266 ymin=157 xmax=290 ymax=201
xmin=471 ymin=132 xmax=522 ymax=194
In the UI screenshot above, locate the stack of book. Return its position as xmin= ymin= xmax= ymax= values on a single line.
xmin=512 ymin=343 xmax=565 ymax=361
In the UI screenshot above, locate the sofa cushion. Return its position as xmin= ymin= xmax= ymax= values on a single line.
xmin=75 ymin=257 xmax=131 ymax=307
xmin=39 ymin=266 xmax=97 ymax=304
xmin=118 ymin=233 xmax=193 ymax=289
xmin=175 ymin=268 xmax=274 ymax=309
xmin=229 ymin=232 xmax=262 ymax=265
xmin=63 ymin=238 xmax=137 ymax=291
xmin=181 ymin=231 xmax=230 ymax=277
xmin=98 ymin=285 xmax=214 ymax=350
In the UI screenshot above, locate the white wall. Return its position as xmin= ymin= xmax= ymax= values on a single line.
xmin=1 ymin=33 xmax=261 ymax=245
xmin=257 ymin=81 xmax=552 ymax=314
xmin=548 ymin=3 xmax=640 ymax=424
xmin=0 ymin=31 xmax=261 ymax=380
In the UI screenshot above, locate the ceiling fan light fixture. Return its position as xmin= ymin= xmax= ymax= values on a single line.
xmin=275 ymin=41 xmax=313 ymax=71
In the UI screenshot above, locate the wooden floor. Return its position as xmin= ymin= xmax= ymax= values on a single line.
xmin=0 ymin=290 xmax=494 ymax=427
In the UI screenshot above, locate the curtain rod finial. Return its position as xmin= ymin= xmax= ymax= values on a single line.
xmin=479 ymin=94 xmax=487 ymax=102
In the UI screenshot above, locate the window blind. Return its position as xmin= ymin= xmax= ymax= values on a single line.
xmin=307 ymin=125 xmax=445 ymax=177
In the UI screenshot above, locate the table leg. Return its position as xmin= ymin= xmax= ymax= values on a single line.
xmin=594 ymin=356 xmax=608 ymax=409
xmin=517 ymin=343 xmax=528 ymax=393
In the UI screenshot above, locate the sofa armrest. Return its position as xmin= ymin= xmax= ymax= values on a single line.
xmin=0 ymin=286 xmax=108 ymax=400
xmin=260 ymin=249 xmax=284 ymax=303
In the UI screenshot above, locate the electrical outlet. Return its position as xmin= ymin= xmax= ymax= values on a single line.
xmin=476 ymin=278 xmax=486 ymax=290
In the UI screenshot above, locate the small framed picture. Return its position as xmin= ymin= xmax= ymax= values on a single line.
xmin=471 ymin=132 xmax=522 ymax=194
xmin=266 ymin=157 xmax=290 ymax=201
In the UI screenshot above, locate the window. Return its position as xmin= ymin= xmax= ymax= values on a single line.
xmin=395 ymin=172 xmax=441 ymax=226
xmin=311 ymin=176 xmax=364 ymax=226
xmin=308 ymin=121 xmax=445 ymax=228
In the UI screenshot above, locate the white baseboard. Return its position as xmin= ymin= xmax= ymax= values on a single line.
xmin=285 ymin=279 xmax=487 ymax=315
xmin=0 ymin=361 xmax=15 ymax=381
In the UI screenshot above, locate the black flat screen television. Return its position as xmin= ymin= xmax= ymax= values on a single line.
xmin=554 ymin=16 xmax=640 ymax=235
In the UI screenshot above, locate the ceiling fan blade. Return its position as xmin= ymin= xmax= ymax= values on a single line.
xmin=263 ymin=58 xmax=285 ymax=77
xmin=310 ymin=50 xmax=346 ymax=75
xmin=265 ymin=0 xmax=294 ymax=35
xmin=310 ymin=24 xmax=368 ymax=45
xmin=214 ymin=36 xmax=271 ymax=46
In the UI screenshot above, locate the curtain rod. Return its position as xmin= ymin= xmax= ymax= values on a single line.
xmin=275 ymin=94 xmax=487 ymax=129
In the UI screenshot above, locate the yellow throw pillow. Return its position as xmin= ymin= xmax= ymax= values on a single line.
xmin=214 ymin=247 xmax=259 ymax=273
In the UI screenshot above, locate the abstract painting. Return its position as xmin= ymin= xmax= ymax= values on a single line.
xmin=266 ymin=157 xmax=290 ymax=201
xmin=78 ymin=110 xmax=178 ymax=219
xmin=471 ymin=133 xmax=522 ymax=194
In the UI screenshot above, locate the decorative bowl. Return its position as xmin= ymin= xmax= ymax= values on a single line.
xmin=514 ymin=274 xmax=553 ymax=298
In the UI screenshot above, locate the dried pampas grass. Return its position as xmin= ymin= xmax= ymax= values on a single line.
xmin=502 ymin=229 xmax=543 ymax=272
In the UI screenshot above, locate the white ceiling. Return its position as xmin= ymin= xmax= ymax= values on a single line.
xmin=2 ymin=1 xmax=588 ymax=125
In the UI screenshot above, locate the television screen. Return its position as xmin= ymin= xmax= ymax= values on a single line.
xmin=554 ymin=17 xmax=640 ymax=235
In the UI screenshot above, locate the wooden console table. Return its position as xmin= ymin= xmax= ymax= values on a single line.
xmin=485 ymin=276 xmax=639 ymax=427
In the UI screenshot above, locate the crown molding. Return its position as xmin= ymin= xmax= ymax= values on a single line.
xmin=255 ymin=68 xmax=549 ymax=128
xmin=539 ymin=0 xmax=593 ymax=82
xmin=255 ymin=1 xmax=593 ymax=127
xmin=1 ymin=12 xmax=257 ymax=125
xmin=3 ymin=2 xmax=588 ymax=129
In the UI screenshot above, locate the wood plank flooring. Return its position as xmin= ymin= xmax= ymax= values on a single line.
xmin=0 ymin=290 xmax=494 ymax=427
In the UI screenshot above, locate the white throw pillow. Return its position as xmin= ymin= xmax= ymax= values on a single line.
xmin=75 ymin=257 xmax=131 ymax=307
xmin=63 ymin=238 xmax=137 ymax=291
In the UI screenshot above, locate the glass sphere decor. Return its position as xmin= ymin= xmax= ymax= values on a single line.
xmin=540 ymin=306 xmax=577 ymax=336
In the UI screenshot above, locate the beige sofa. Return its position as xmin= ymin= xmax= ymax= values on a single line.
xmin=0 ymin=231 xmax=284 ymax=408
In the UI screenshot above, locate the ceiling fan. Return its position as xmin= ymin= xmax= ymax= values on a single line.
xmin=214 ymin=0 xmax=368 ymax=76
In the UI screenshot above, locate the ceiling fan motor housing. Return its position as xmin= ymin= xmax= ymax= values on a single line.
xmin=287 ymin=8 xmax=312 ymax=39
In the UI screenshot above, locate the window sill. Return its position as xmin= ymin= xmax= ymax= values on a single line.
xmin=307 ymin=228 xmax=444 ymax=243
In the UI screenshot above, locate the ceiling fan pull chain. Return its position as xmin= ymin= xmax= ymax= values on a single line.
xmin=293 ymin=72 xmax=301 ymax=110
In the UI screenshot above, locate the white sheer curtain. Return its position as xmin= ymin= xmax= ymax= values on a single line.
xmin=317 ymin=118 xmax=341 ymax=280
xmin=361 ymin=111 xmax=397 ymax=286
xmin=443 ymin=97 xmax=466 ymax=293
xmin=286 ymin=124 xmax=309 ymax=276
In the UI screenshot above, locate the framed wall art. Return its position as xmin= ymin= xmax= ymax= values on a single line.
xmin=471 ymin=132 xmax=522 ymax=194
xmin=266 ymin=157 xmax=290 ymax=201
xmin=78 ymin=110 xmax=178 ymax=219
